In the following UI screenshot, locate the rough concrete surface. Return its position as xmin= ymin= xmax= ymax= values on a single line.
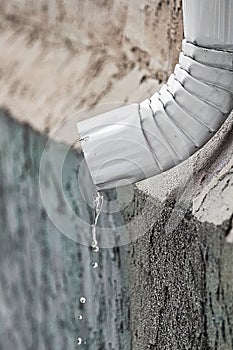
xmin=132 ymin=112 xmax=233 ymax=349
xmin=0 ymin=1 xmax=232 ymax=350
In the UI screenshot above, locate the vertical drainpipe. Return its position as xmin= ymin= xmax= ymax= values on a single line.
xmin=77 ymin=0 xmax=233 ymax=191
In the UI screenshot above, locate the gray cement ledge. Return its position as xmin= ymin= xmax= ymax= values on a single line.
xmin=128 ymin=113 xmax=233 ymax=349
xmin=138 ymin=112 xmax=233 ymax=230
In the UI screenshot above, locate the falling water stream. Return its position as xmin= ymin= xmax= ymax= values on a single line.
xmin=90 ymin=190 xmax=104 ymax=252
xmin=77 ymin=190 xmax=104 ymax=346
xmin=0 ymin=113 xmax=131 ymax=350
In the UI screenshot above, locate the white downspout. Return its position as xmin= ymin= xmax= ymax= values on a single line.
xmin=77 ymin=0 xmax=233 ymax=190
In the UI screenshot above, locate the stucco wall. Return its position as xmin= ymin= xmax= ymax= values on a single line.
xmin=128 ymin=114 xmax=233 ymax=349
xmin=0 ymin=0 xmax=182 ymax=141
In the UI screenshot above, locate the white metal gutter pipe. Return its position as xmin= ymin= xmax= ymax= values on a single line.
xmin=183 ymin=0 xmax=233 ymax=50
xmin=77 ymin=0 xmax=233 ymax=190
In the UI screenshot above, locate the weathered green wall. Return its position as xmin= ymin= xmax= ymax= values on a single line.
xmin=0 ymin=110 xmax=130 ymax=350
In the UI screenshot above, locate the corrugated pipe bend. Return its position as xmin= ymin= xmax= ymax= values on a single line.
xmin=77 ymin=0 xmax=233 ymax=190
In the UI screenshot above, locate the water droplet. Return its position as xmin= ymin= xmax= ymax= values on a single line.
xmin=91 ymin=262 xmax=98 ymax=269
xmin=77 ymin=337 xmax=82 ymax=345
xmin=77 ymin=314 xmax=83 ymax=320
xmin=80 ymin=297 xmax=86 ymax=304
xmin=92 ymin=246 xmax=99 ymax=252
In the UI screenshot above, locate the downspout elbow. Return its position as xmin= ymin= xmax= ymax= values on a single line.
xmin=77 ymin=0 xmax=233 ymax=191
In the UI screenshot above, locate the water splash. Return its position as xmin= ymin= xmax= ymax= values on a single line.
xmin=91 ymin=190 xmax=104 ymax=251
xmin=91 ymin=262 xmax=98 ymax=269
xmin=92 ymin=246 xmax=99 ymax=253
xmin=77 ymin=337 xmax=83 ymax=345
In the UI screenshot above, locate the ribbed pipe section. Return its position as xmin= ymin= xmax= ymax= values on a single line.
xmin=139 ymin=41 xmax=233 ymax=179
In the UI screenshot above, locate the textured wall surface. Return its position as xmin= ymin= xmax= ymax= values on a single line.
xmin=0 ymin=110 xmax=130 ymax=350
xmin=128 ymin=192 xmax=233 ymax=349
xmin=0 ymin=0 xmax=182 ymax=141
xmin=129 ymin=111 xmax=233 ymax=349
xmin=0 ymin=1 xmax=232 ymax=350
